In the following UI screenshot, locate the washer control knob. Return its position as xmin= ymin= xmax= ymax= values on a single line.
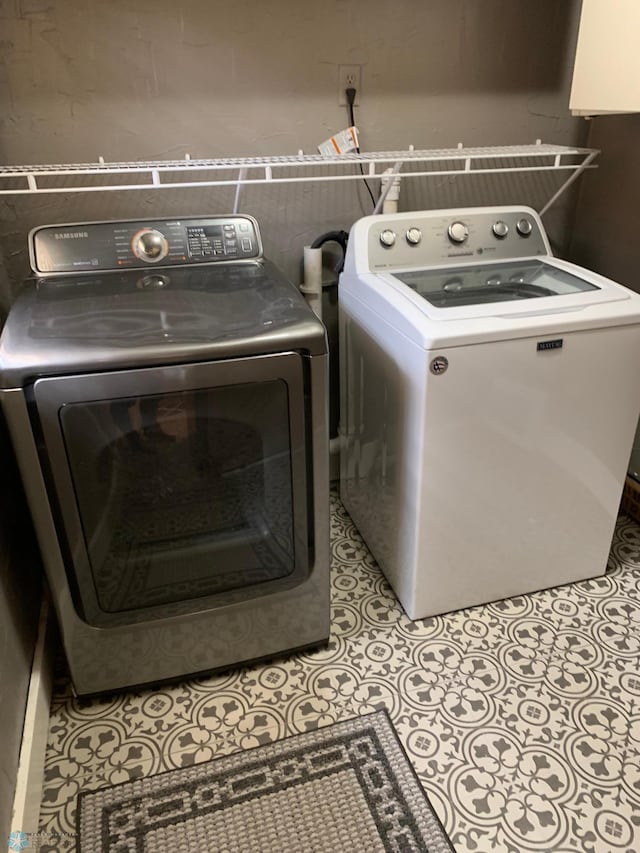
xmin=132 ymin=229 xmax=169 ymax=262
xmin=406 ymin=227 xmax=422 ymax=246
xmin=516 ymin=218 xmax=533 ymax=237
xmin=448 ymin=221 xmax=469 ymax=244
xmin=379 ymin=229 xmax=396 ymax=248
xmin=492 ymin=220 xmax=509 ymax=239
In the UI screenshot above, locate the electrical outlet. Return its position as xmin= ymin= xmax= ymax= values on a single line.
xmin=338 ymin=65 xmax=361 ymax=106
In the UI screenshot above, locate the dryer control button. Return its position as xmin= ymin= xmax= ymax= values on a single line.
xmin=448 ymin=221 xmax=469 ymax=244
xmin=379 ymin=229 xmax=396 ymax=248
xmin=406 ymin=227 xmax=422 ymax=245
xmin=132 ymin=229 xmax=169 ymax=263
xmin=492 ymin=220 xmax=509 ymax=239
xmin=516 ymin=217 xmax=533 ymax=237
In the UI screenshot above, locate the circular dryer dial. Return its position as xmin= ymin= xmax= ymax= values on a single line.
xmin=132 ymin=228 xmax=170 ymax=263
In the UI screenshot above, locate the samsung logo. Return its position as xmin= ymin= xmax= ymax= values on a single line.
xmin=54 ymin=231 xmax=89 ymax=240
xmin=537 ymin=339 xmax=563 ymax=351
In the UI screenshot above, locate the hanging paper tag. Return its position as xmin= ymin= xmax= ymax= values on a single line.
xmin=318 ymin=126 xmax=359 ymax=157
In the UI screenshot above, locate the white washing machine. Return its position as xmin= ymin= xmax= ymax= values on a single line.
xmin=339 ymin=206 xmax=640 ymax=619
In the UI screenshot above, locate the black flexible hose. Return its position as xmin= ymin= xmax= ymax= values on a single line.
xmin=310 ymin=230 xmax=350 ymax=273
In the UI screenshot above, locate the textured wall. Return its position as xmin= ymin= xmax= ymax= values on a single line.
xmin=0 ymin=0 xmax=586 ymax=295
xmin=0 ymin=0 xmax=584 ymax=162
xmin=570 ymin=114 xmax=640 ymax=292
xmin=569 ymin=114 xmax=640 ymax=481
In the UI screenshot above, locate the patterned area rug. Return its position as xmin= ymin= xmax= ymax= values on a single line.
xmin=76 ymin=710 xmax=455 ymax=852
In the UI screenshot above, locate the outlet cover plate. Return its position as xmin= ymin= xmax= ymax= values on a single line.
xmin=338 ymin=65 xmax=361 ymax=105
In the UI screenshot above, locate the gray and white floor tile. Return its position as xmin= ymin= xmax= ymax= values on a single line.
xmin=38 ymin=493 xmax=640 ymax=852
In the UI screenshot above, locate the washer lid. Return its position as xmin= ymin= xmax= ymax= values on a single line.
xmin=395 ymin=260 xmax=598 ymax=308
xmin=386 ymin=259 xmax=629 ymax=321
xmin=343 ymin=256 xmax=640 ymax=350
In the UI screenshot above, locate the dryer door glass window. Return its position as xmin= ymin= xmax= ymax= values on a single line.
xmin=54 ymin=377 xmax=304 ymax=624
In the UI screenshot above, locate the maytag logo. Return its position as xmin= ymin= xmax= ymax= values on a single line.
xmin=54 ymin=231 xmax=89 ymax=240
xmin=537 ymin=339 xmax=563 ymax=351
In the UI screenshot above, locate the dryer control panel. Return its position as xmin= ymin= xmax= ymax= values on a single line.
xmin=30 ymin=215 xmax=262 ymax=275
xmin=363 ymin=207 xmax=549 ymax=272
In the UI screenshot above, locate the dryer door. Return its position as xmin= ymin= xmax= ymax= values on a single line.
xmin=32 ymin=352 xmax=310 ymax=627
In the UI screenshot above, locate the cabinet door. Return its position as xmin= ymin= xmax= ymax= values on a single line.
xmin=570 ymin=0 xmax=640 ymax=115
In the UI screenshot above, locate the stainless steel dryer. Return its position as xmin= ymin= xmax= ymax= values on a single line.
xmin=0 ymin=215 xmax=329 ymax=696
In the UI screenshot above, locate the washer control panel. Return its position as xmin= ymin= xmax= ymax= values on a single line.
xmin=368 ymin=209 xmax=547 ymax=271
xmin=30 ymin=215 xmax=262 ymax=275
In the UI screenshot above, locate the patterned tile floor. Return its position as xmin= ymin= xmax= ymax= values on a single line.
xmin=38 ymin=493 xmax=640 ymax=853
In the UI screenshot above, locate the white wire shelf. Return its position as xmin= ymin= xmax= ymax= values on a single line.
xmin=0 ymin=141 xmax=598 ymax=215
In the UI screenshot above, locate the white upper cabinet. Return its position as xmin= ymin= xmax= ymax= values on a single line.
xmin=570 ymin=0 xmax=640 ymax=115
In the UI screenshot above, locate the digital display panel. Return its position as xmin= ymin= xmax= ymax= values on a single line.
xmin=187 ymin=226 xmax=224 ymax=238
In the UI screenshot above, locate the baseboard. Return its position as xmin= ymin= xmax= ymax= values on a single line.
xmin=9 ymin=595 xmax=53 ymax=843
